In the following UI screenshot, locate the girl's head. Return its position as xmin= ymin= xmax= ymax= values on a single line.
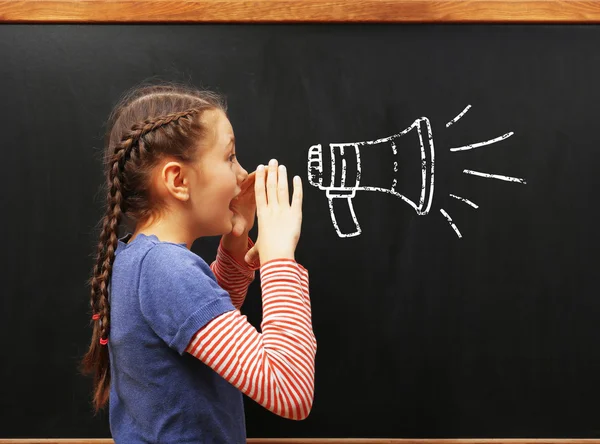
xmin=81 ymin=82 xmax=246 ymax=411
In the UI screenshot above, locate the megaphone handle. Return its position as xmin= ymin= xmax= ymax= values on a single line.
xmin=327 ymin=196 xmax=362 ymax=238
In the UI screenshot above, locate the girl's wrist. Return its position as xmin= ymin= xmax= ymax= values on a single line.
xmin=260 ymin=250 xmax=295 ymax=265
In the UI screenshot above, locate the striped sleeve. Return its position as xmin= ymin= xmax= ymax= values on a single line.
xmin=210 ymin=237 xmax=259 ymax=309
xmin=186 ymin=259 xmax=316 ymax=420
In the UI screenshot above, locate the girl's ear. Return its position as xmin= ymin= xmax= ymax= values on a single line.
xmin=160 ymin=161 xmax=190 ymax=202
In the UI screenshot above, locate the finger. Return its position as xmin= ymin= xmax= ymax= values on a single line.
xmin=266 ymin=159 xmax=279 ymax=205
xmin=291 ymin=175 xmax=303 ymax=213
xmin=254 ymin=165 xmax=267 ymax=210
xmin=277 ymin=165 xmax=289 ymax=207
xmin=241 ymin=171 xmax=256 ymax=192
xmin=230 ymin=214 xmax=239 ymax=237
xmin=232 ymin=219 xmax=244 ymax=237
xmin=245 ymin=245 xmax=259 ymax=265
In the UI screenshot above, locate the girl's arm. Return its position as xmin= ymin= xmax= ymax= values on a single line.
xmin=210 ymin=236 xmax=259 ymax=309
xmin=186 ymin=258 xmax=316 ymax=420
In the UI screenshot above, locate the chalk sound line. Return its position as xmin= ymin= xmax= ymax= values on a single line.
xmin=446 ymin=104 xmax=472 ymax=128
xmin=440 ymin=208 xmax=462 ymax=238
xmin=450 ymin=132 xmax=514 ymax=152
xmin=449 ymin=193 xmax=479 ymax=209
xmin=463 ymin=169 xmax=527 ymax=184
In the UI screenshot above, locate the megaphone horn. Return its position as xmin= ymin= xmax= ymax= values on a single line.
xmin=307 ymin=117 xmax=435 ymax=238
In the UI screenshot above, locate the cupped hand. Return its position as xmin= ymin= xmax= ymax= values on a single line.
xmin=229 ymin=171 xmax=256 ymax=237
xmin=244 ymin=159 xmax=303 ymax=266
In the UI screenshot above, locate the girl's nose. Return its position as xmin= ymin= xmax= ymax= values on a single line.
xmin=237 ymin=163 xmax=249 ymax=184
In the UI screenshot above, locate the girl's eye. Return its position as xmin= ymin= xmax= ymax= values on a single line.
xmin=229 ymin=153 xmax=236 ymax=162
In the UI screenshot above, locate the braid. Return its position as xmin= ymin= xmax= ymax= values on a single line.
xmin=82 ymin=107 xmax=201 ymax=412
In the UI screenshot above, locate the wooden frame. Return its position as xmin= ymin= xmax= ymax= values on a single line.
xmin=4 ymin=438 xmax=600 ymax=444
xmin=1 ymin=1 xmax=600 ymax=443
xmin=1 ymin=0 xmax=600 ymax=23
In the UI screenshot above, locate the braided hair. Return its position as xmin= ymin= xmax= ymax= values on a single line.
xmin=81 ymin=83 xmax=226 ymax=412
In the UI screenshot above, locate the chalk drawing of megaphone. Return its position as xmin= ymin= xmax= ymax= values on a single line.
xmin=307 ymin=117 xmax=435 ymax=238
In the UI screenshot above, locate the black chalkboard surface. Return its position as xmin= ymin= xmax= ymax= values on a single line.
xmin=0 ymin=23 xmax=599 ymax=439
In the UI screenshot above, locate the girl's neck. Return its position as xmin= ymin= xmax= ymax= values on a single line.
xmin=131 ymin=214 xmax=195 ymax=249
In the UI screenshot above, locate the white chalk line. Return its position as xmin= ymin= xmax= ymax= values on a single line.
xmin=450 ymin=132 xmax=514 ymax=152
xmin=446 ymin=104 xmax=472 ymax=128
xmin=449 ymin=194 xmax=479 ymax=209
xmin=440 ymin=208 xmax=462 ymax=238
xmin=463 ymin=169 xmax=526 ymax=184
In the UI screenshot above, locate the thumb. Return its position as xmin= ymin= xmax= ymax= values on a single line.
xmin=245 ymin=245 xmax=259 ymax=266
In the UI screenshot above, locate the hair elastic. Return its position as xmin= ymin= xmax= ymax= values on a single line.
xmin=99 ymin=337 xmax=109 ymax=346
xmin=92 ymin=314 xmax=100 ymax=321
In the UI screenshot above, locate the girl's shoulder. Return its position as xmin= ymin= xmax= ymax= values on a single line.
xmin=134 ymin=235 xmax=226 ymax=313
xmin=133 ymin=234 xmax=211 ymax=278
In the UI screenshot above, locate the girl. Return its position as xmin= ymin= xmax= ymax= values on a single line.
xmin=81 ymin=83 xmax=316 ymax=443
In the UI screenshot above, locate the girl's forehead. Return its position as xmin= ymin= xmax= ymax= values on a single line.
xmin=216 ymin=111 xmax=234 ymax=137
xmin=204 ymin=109 xmax=234 ymax=142
xmin=194 ymin=110 xmax=234 ymax=162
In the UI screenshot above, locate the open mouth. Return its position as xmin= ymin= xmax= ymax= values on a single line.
xmin=229 ymin=190 xmax=241 ymax=210
xmin=228 ymin=187 xmax=242 ymax=215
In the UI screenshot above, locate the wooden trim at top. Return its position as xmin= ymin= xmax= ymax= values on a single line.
xmin=1 ymin=1 xmax=600 ymax=23
xmin=2 ymin=439 xmax=600 ymax=443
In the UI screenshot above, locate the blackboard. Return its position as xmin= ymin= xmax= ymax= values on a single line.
xmin=2 ymin=4 xmax=600 ymax=441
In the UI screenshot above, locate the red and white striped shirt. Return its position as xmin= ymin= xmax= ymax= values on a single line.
xmin=185 ymin=240 xmax=317 ymax=420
